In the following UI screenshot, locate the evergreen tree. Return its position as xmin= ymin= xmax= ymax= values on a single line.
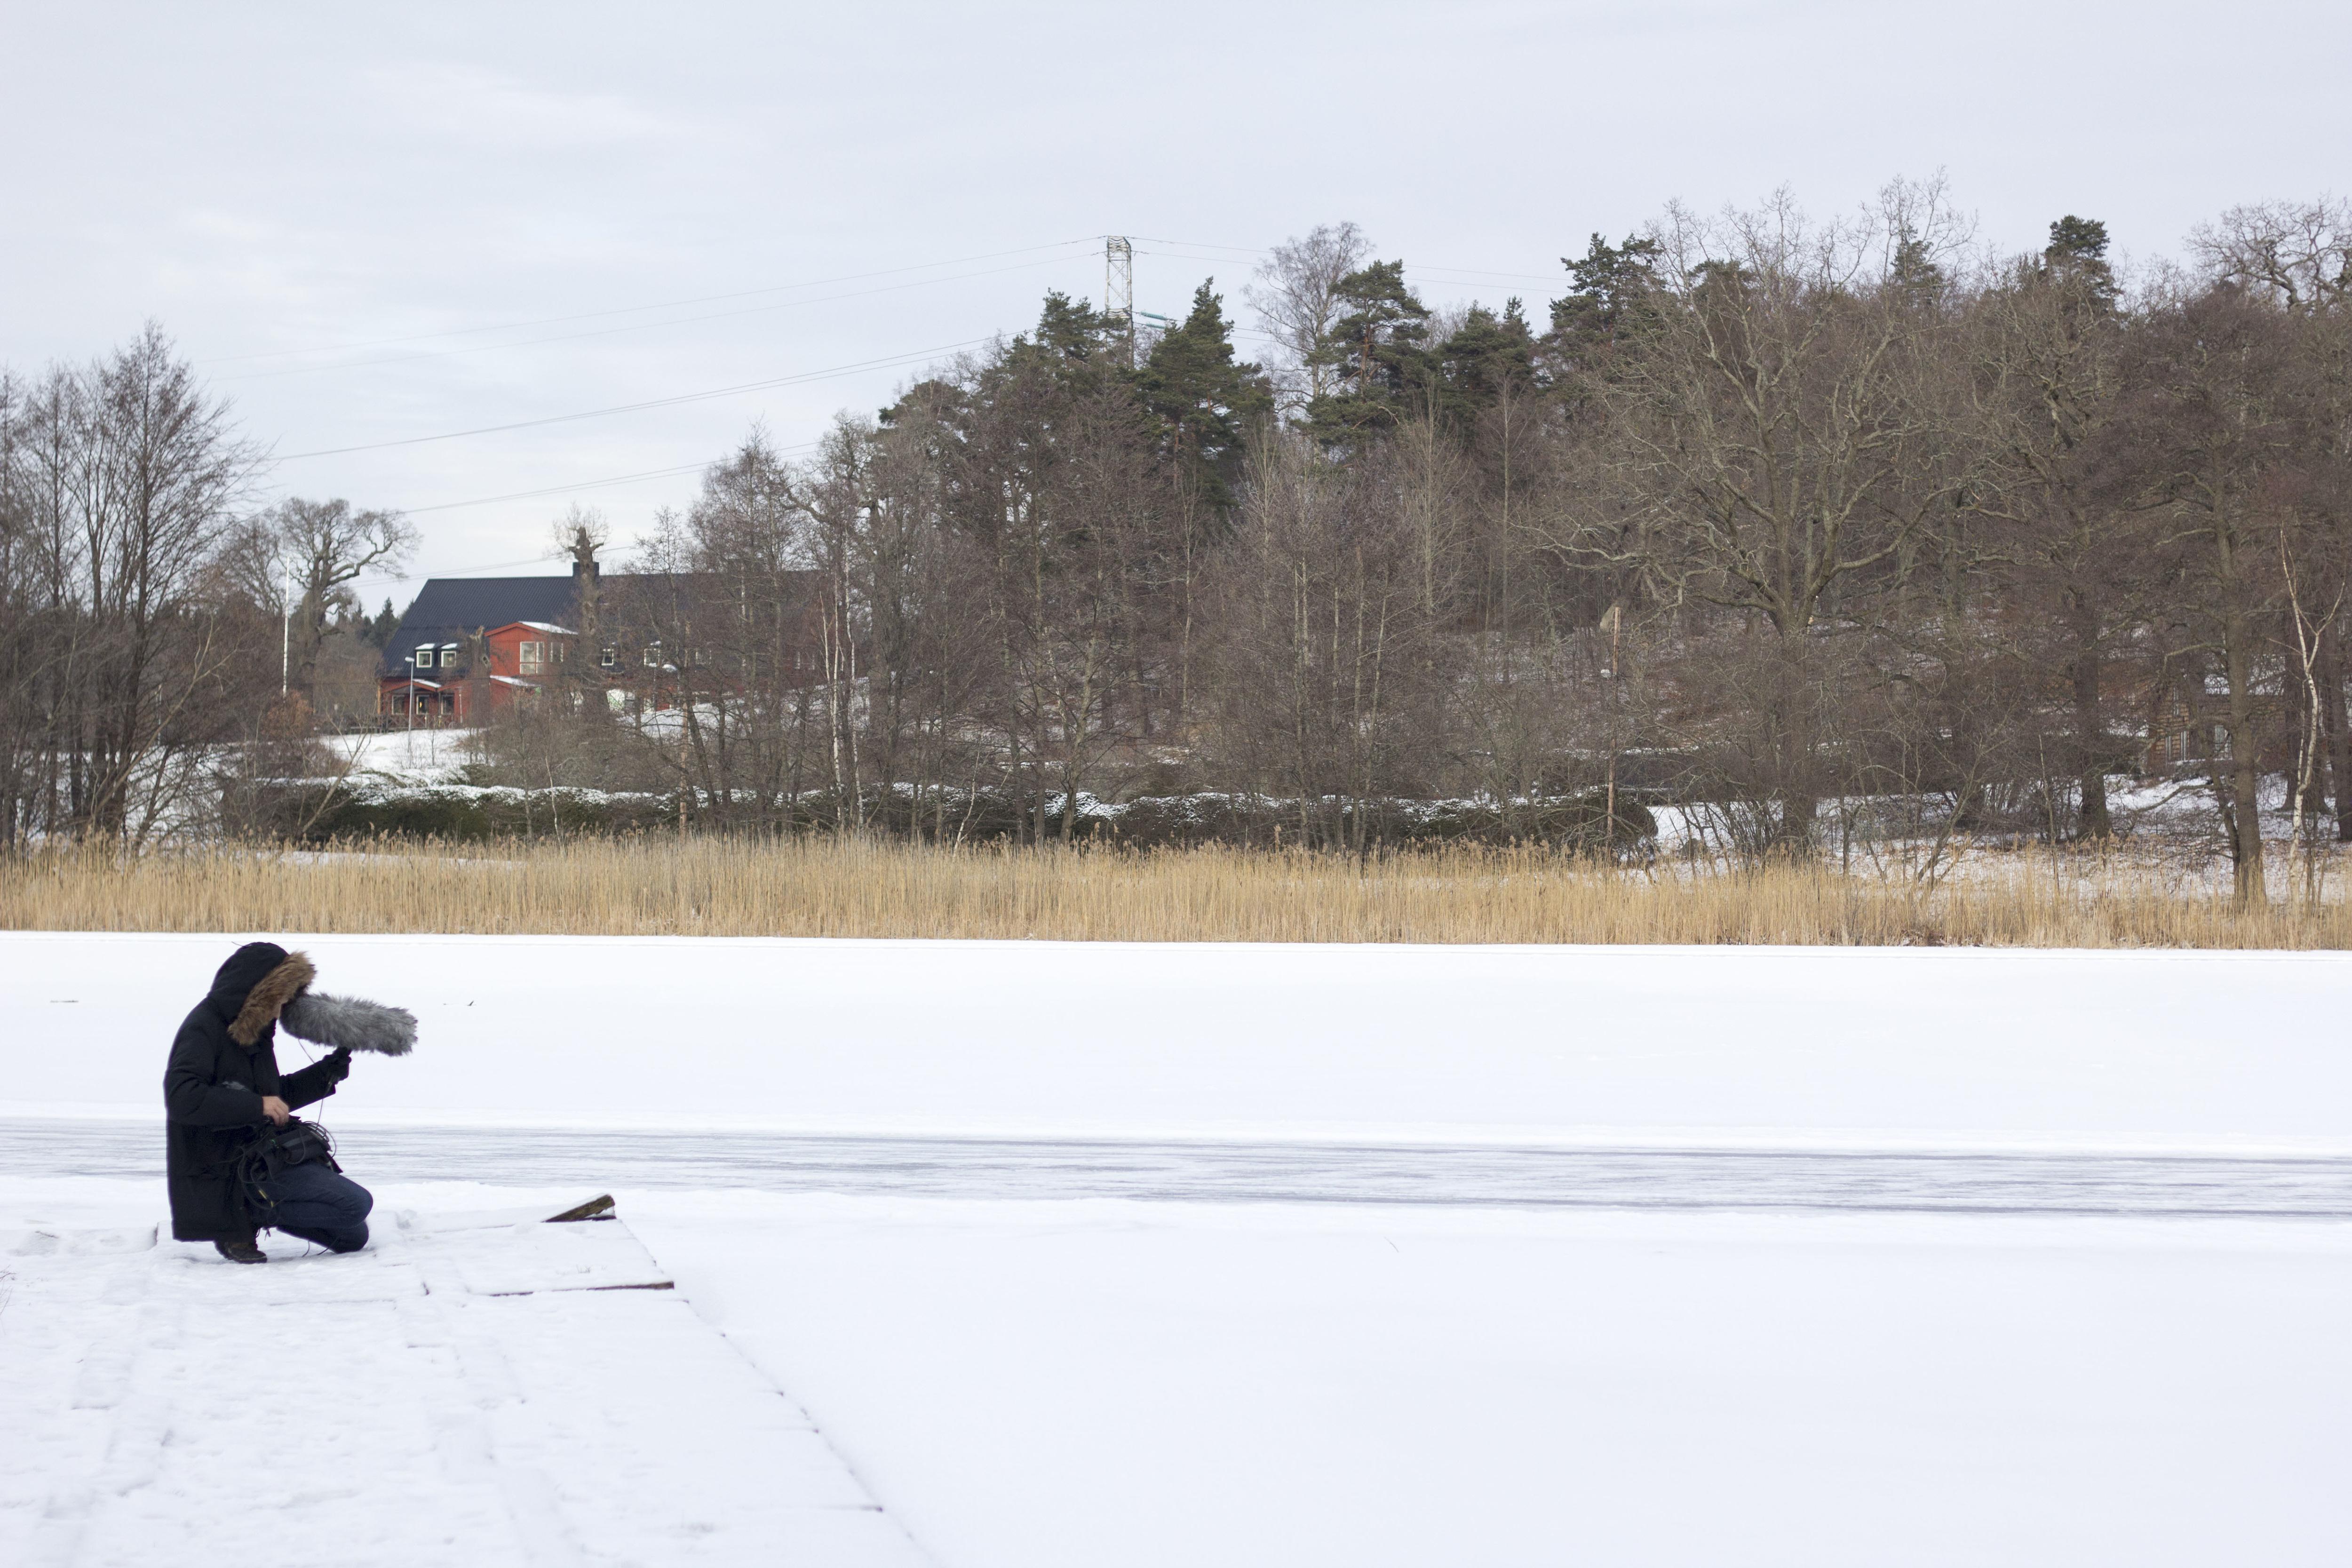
xmin=1133 ymin=280 xmax=1273 ymax=508
xmin=1888 ymin=229 xmax=1947 ymax=308
xmin=362 ymin=597 xmax=399 ymax=648
xmin=1303 ymin=260 xmax=1432 ymax=440
xmin=1546 ymin=232 xmax=1662 ymax=358
xmin=1031 ymin=289 xmax=1117 ymax=364
xmin=2045 ymin=214 xmax=2109 ymax=263
xmin=881 ymin=293 xmax=1117 ymax=437
xmin=2042 ymin=214 xmax=2119 ymax=306
xmin=1437 ymin=298 xmax=1538 ymax=420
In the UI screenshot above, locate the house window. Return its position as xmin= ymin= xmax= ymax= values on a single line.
xmin=519 ymin=641 xmax=545 ymax=675
xmin=644 ymin=647 xmax=660 ymax=668
xmin=691 ymin=647 xmax=710 ymax=668
xmin=600 ymin=646 xmax=617 ymax=669
xmin=413 ymin=647 xmax=434 ymax=669
xmin=441 ymin=645 xmax=461 ymax=670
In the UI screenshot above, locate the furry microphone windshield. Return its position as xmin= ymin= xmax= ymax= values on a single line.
xmin=279 ymin=991 xmax=418 ymax=1057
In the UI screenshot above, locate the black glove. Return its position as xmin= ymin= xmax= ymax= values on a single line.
xmin=323 ymin=1046 xmax=354 ymax=1082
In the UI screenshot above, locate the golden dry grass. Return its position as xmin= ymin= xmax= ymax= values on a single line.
xmin=3 ymin=837 xmax=2348 ymax=947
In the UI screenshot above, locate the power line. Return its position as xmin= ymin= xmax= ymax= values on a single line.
xmin=402 ymin=461 xmax=716 ymax=514
xmin=205 ymin=237 xmax=1101 ymax=366
xmin=1132 ymin=236 xmax=1571 ymax=287
xmin=392 ymin=437 xmax=826 ymax=516
xmin=345 ymin=439 xmax=827 ymax=589
xmin=272 ymin=339 xmax=989 ymax=461
xmin=217 ymin=255 xmax=1086 ymax=384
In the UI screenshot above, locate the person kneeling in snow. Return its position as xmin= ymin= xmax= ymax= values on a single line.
xmin=164 ymin=942 xmax=373 ymax=1264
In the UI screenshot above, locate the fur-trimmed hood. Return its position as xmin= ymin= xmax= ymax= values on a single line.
xmin=209 ymin=944 xmax=316 ymax=1047
xmin=202 ymin=941 xmax=418 ymax=1056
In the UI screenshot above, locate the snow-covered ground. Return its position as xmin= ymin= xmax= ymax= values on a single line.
xmin=6 ymin=934 xmax=2352 ymax=1564
xmin=0 ymin=1181 xmax=923 ymax=1567
xmin=319 ymin=725 xmax=479 ymax=785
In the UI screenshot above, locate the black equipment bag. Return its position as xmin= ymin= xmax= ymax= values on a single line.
xmin=235 ymin=1118 xmax=341 ymax=1214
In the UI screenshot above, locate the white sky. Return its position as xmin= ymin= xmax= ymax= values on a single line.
xmin=5 ymin=0 xmax=2345 ymax=613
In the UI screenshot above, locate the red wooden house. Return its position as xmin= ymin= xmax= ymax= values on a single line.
xmin=378 ymin=554 xmax=825 ymax=723
xmin=379 ymin=565 xmax=585 ymax=722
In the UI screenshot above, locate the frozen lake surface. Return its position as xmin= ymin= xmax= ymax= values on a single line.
xmin=6 ymin=934 xmax=2352 ymax=1564
xmin=13 ymin=1115 xmax=2352 ymax=1218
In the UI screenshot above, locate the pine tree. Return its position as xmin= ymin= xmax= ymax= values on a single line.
xmin=1437 ymin=299 xmax=1537 ymax=421
xmin=2042 ymin=215 xmax=2119 ymax=307
xmin=1303 ymin=260 xmax=1433 ymax=441
xmin=1133 ymin=280 xmax=1273 ymax=509
xmin=1546 ymin=232 xmax=1662 ymax=359
xmin=1889 ymin=230 xmax=1947 ymax=308
xmin=1031 ymin=290 xmax=1116 ymax=364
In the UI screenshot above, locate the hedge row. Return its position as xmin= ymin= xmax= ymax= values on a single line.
xmin=246 ymin=780 xmax=1659 ymax=850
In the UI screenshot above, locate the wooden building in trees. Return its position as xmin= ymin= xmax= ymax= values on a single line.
xmin=377 ymin=550 xmax=829 ymax=723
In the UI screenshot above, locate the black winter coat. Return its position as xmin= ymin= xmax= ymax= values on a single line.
xmin=163 ymin=942 xmax=350 ymax=1241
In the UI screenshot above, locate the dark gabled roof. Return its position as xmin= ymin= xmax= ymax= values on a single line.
xmin=381 ymin=566 xmax=829 ymax=678
xmin=381 ymin=576 xmax=579 ymax=677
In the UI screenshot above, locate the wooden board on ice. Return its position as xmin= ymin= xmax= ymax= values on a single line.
xmin=437 ymin=1217 xmax=675 ymax=1297
xmin=393 ymin=1194 xmax=619 ymax=1234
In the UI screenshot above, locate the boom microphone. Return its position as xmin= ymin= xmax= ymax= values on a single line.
xmin=281 ymin=991 xmax=418 ymax=1057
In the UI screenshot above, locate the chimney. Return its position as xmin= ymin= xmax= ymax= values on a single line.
xmin=570 ymin=539 xmax=601 ymax=644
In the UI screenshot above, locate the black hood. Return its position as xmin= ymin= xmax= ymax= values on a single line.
xmin=208 ymin=941 xmax=290 ymax=1017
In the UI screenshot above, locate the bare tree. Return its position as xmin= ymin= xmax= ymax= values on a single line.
xmin=2193 ymin=199 xmax=2352 ymax=313
xmin=2122 ymin=280 xmax=2310 ymax=905
xmin=1964 ymin=235 xmax=2140 ymax=837
xmin=1550 ymin=187 xmax=1968 ymax=849
xmin=235 ymin=496 xmax=417 ymax=698
xmin=1247 ymin=222 xmax=1372 ymax=419
xmin=1201 ymin=429 xmax=1450 ymax=852
xmin=0 ymin=324 xmax=264 ymax=842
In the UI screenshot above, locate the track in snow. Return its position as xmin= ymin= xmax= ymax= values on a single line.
xmin=10 ymin=1117 xmax=2352 ymax=1218
xmin=0 ymin=1204 xmax=929 ymax=1567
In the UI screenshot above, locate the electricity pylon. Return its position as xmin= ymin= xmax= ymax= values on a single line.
xmin=1105 ymin=235 xmax=1134 ymax=367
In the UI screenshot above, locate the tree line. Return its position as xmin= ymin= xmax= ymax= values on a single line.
xmin=0 ymin=325 xmax=413 ymax=843
xmin=7 ymin=185 xmax=2351 ymax=902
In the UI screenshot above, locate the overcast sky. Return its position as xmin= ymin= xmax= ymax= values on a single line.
xmin=5 ymin=0 xmax=2345 ymax=612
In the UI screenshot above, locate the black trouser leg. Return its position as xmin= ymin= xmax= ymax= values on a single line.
xmin=261 ymin=1162 xmax=374 ymax=1253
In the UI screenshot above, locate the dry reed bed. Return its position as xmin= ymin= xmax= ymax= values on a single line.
xmin=3 ymin=839 xmax=2349 ymax=948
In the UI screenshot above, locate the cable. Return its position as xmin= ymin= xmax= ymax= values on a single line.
xmin=398 ymin=441 xmax=820 ymax=517
xmin=400 ymin=462 xmax=720 ymax=515
xmin=272 ymin=340 xmax=989 ymax=461
xmin=1126 ymin=235 xmax=1263 ymax=255
xmin=1132 ymin=236 xmax=1571 ymax=287
xmin=338 ymin=439 xmax=830 ymax=587
xmin=348 ymin=552 xmax=555 ymax=588
xmin=205 ymin=237 xmax=1101 ymax=365
xmin=218 ymin=255 xmax=1086 ymax=384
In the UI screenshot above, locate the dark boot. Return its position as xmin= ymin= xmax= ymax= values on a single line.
xmin=215 ymin=1234 xmax=267 ymax=1265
